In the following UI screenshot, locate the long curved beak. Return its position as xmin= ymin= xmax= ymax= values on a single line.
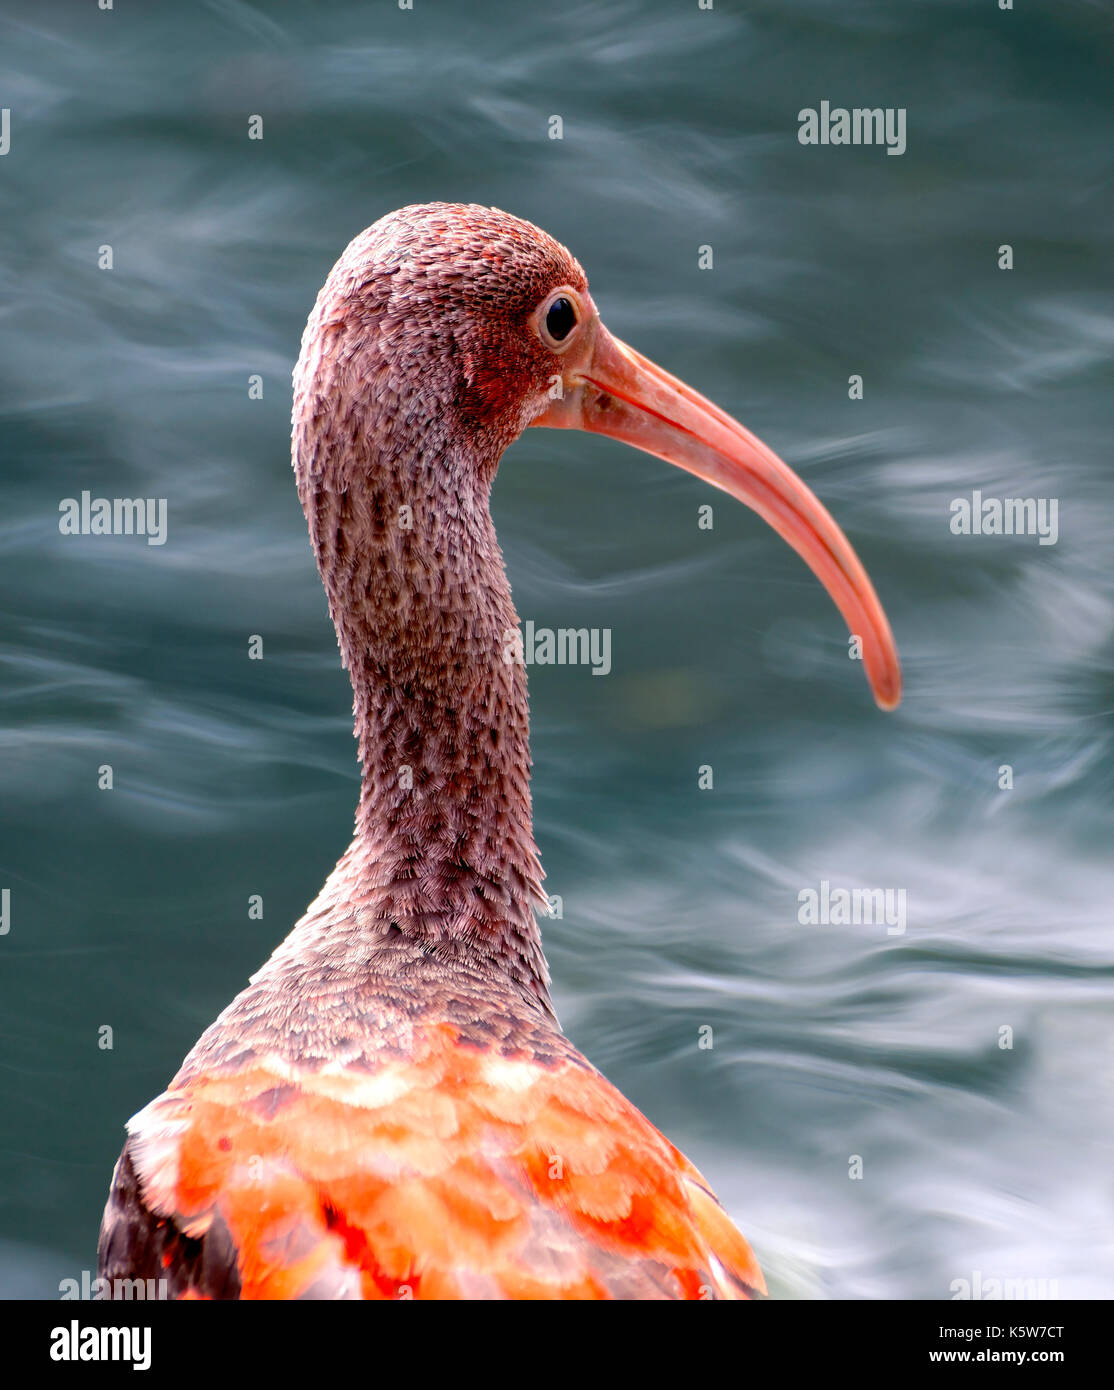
xmin=531 ymin=324 xmax=901 ymax=711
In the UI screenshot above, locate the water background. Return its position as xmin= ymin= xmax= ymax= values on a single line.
xmin=1 ymin=0 xmax=1111 ymax=1298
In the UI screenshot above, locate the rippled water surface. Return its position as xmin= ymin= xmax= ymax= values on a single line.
xmin=1 ymin=0 xmax=1111 ymax=1299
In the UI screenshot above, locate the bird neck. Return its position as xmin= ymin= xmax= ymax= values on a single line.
xmin=293 ymin=396 xmax=552 ymax=1014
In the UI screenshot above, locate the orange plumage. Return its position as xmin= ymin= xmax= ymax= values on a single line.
xmin=110 ymin=1024 xmax=763 ymax=1299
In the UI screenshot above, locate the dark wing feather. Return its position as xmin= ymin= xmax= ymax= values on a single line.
xmin=98 ymin=1146 xmax=242 ymax=1301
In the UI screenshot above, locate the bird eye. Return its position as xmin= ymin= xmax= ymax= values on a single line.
xmin=544 ymin=296 xmax=577 ymax=343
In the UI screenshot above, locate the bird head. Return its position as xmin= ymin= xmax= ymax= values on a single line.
xmin=297 ymin=202 xmax=901 ymax=710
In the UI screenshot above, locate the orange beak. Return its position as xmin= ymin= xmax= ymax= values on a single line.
xmin=531 ymin=324 xmax=901 ymax=711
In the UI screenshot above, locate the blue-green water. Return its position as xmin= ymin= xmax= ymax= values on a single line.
xmin=1 ymin=0 xmax=1111 ymax=1299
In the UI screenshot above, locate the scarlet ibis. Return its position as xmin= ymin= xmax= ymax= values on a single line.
xmin=98 ymin=203 xmax=900 ymax=1300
